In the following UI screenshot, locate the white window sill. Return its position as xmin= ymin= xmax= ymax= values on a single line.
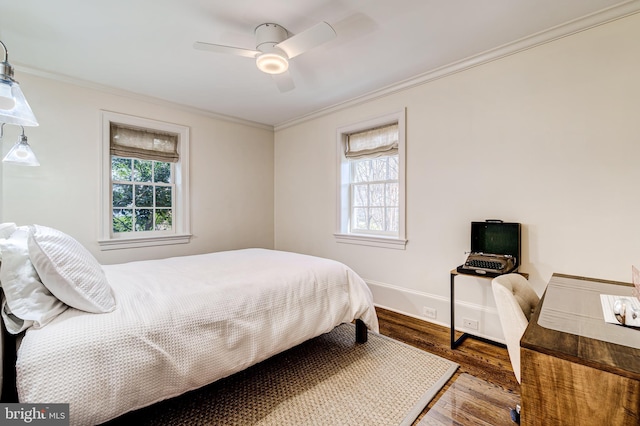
xmin=334 ymin=233 xmax=407 ymax=250
xmin=98 ymin=233 xmax=192 ymax=250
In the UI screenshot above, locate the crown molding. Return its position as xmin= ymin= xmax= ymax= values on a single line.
xmin=274 ymin=0 xmax=640 ymax=131
xmin=15 ymin=64 xmax=274 ymax=131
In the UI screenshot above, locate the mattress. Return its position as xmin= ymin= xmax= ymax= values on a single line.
xmin=15 ymin=248 xmax=378 ymax=425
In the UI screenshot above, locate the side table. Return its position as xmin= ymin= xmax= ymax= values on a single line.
xmin=450 ymin=267 xmax=527 ymax=349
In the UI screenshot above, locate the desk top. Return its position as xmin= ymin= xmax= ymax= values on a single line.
xmin=451 ymin=267 xmax=529 ymax=279
xmin=521 ymin=273 xmax=640 ymax=380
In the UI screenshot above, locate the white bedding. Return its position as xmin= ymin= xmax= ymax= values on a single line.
xmin=15 ymin=248 xmax=378 ymax=425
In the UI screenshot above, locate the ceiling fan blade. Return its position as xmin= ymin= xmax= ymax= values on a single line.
xmin=193 ymin=41 xmax=260 ymax=58
xmin=276 ymin=21 xmax=336 ymax=59
xmin=272 ymin=71 xmax=295 ymax=93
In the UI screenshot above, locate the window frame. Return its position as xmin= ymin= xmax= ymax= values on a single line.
xmin=99 ymin=111 xmax=191 ymax=250
xmin=335 ymin=109 xmax=407 ymax=249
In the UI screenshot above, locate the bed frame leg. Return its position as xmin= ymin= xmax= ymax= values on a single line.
xmin=355 ymin=319 xmax=368 ymax=343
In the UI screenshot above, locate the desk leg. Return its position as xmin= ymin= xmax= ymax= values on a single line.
xmin=450 ymin=272 xmax=469 ymax=349
xmin=450 ymin=272 xmax=455 ymax=348
xmin=450 ymin=270 xmax=506 ymax=350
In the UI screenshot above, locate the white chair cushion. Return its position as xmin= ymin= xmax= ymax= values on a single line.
xmin=492 ymin=273 xmax=539 ymax=383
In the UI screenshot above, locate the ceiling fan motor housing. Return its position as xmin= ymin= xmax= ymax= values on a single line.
xmin=254 ymin=23 xmax=289 ymax=51
xmin=254 ymin=23 xmax=290 ymax=74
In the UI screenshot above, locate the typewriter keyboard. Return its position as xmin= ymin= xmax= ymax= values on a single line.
xmin=466 ymin=259 xmax=504 ymax=270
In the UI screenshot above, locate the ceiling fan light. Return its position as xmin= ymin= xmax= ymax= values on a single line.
xmin=256 ymin=52 xmax=288 ymax=75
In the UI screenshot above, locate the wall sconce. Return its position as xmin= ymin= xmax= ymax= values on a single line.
xmin=0 ymin=40 xmax=38 ymax=127
xmin=0 ymin=40 xmax=40 ymax=166
xmin=1 ymin=123 xmax=39 ymax=166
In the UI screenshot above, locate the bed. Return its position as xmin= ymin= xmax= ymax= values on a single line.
xmin=0 ymin=223 xmax=378 ymax=425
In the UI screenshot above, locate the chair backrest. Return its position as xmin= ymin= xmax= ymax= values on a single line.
xmin=492 ymin=273 xmax=539 ymax=383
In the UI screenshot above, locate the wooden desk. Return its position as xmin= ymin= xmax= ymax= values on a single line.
xmin=520 ymin=273 xmax=640 ymax=425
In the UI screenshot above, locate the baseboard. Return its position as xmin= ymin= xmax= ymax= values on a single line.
xmin=366 ymin=278 xmax=506 ymax=344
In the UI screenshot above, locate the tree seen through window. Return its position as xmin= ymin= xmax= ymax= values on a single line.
xmin=111 ymin=157 xmax=173 ymax=233
xmin=350 ymin=155 xmax=399 ymax=233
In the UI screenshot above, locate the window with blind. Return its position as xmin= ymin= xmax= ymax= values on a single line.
xmin=336 ymin=110 xmax=407 ymax=249
xmin=99 ymin=111 xmax=190 ymax=250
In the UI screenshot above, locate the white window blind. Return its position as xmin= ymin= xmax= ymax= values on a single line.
xmin=345 ymin=123 xmax=398 ymax=159
xmin=110 ymin=123 xmax=179 ymax=163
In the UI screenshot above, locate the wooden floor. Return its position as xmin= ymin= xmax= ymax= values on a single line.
xmin=375 ymin=307 xmax=520 ymax=425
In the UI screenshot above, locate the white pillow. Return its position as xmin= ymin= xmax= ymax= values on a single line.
xmin=28 ymin=224 xmax=116 ymax=313
xmin=0 ymin=222 xmax=16 ymax=240
xmin=0 ymin=222 xmax=17 ymax=261
xmin=0 ymin=226 xmax=68 ymax=333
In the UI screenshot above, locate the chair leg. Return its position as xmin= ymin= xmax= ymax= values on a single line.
xmin=510 ymin=404 xmax=521 ymax=424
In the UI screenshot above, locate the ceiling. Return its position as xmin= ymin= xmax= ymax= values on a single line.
xmin=1 ymin=0 xmax=637 ymax=127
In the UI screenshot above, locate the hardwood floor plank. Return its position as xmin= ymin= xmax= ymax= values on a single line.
xmin=374 ymin=307 xmax=520 ymax=424
xmin=418 ymin=374 xmax=520 ymax=426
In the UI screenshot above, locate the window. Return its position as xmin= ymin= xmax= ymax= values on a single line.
xmin=111 ymin=157 xmax=173 ymax=233
xmin=99 ymin=111 xmax=190 ymax=250
xmin=335 ymin=109 xmax=407 ymax=249
xmin=350 ymin=155 xmax=399 ymax=235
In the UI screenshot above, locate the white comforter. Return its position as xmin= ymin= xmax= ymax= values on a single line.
xmin=16 ymin=249 xmax=378 ymax=425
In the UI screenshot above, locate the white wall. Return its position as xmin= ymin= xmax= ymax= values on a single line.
xmin=274 ymin=14 xmax=640 ymax=341
xmin=1 ymin=74 xmax=275 ymax=264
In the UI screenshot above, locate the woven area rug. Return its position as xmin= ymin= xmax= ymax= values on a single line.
xmin=106 ymin=323 xmax=458 ymax=426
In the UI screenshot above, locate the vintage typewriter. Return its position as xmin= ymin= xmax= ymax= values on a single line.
xmin=457 ymin=220 xmax=521 ymax=276
xmin=458 ymin=252 xmax=517 ymax=275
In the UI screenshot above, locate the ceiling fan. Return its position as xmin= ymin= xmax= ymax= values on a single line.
xmin=193 ymin=21 xmax=336 ymax=92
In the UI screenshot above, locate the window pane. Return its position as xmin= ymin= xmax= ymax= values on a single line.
xmin=386 ymin=208 xmax=399 ymax=232
xmin=349 ymin=154 xmax=399 ymax=235
xmin=371 ymin=158 xmax=388 ymax=181
xmin=369 ymin=208 xmax=384 ymax=230
xmin=388 ymin=156 xmax=399 ymax=180
xmin=135 ymin=209 xmax=153 ymax=231
xmin=112 ymin=158 xmax=132 ymax=181
xmin=352 ymin=160 xmax=370 ymax=183
xmin=133 ymin=159 xmax=153 ymax=182
xmin=369 ymin=184 xmax=385 ymax=206
xmin=111 ymin=158 xmax=176 ymax=235
xmin=353 ymin=184 xmax=368 ymax=207
xmin=386 ymin=183 xmax=399 ymax=206
xmin=155 ymin=209 xmax=172 ymax=231
xmin=353 ymin=208 xmax=368 ymax=230
xmin=135 ymin=185 xmax=153 ymax=207
xmin=112 ymin=184 xmax=133 ymax=207
xmin=154 ymin=162 xmax=171 ymax=183
xmin=113 ymin=209 xmax=132 ymax=233
xmin=155 ymin=186 xmax=172 ymax=207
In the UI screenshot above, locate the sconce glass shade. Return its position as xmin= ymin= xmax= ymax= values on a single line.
xmin=0 ymin=78 xmax=39 ymax=127
xmin=2 ymin=133 xmax=39 ymax=166
xmin=256 ymin=52 xmax=289 ymax=75
xmin=0 ymin=40 xmax=39 ymax=127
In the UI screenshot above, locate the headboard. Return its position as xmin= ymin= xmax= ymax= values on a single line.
xmin=0 ymin=319 xmax=3 ymax=399
xmin=1 ymin=319 xmax=19 ymax=402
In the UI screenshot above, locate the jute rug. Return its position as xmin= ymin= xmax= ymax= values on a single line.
xmin=107 ymin=323 xmax=458 ymax=425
